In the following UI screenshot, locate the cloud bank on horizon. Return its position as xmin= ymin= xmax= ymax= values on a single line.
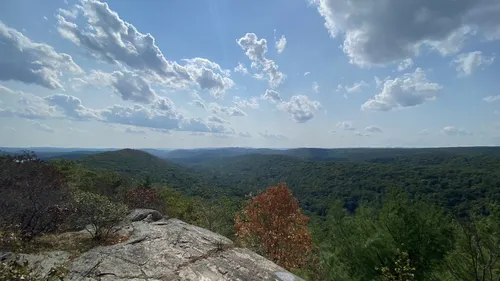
xmin=0 ymin=0 xmax=499 ymax=148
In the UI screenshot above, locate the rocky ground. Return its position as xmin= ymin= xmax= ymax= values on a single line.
xmin=1 ymin=209 xmax=304 ymax=281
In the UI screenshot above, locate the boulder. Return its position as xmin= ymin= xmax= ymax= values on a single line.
xmin=4 ymin=209 xmax=305 ymax=281
xmin=66 ymin=218 xmax=305 ymax=280
xmin=126 ymin=208 xmax=164 ymax=222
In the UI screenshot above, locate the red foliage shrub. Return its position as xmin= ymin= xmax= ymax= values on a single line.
xmin=123 ymin=187 xmax=164 ymax=213
xmin=234 ymin=183 xmax=312 ymax=269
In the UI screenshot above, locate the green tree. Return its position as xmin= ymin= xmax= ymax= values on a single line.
xmin=71 ymin=191 xmax=127 ymax=240
xmin=441 ymin=204 xmax=500 ymax=281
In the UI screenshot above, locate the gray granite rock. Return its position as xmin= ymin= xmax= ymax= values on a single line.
xmin=8 ymin=209 xmax=305 ymax=281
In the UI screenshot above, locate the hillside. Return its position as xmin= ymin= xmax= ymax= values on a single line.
xmin=78 ymin=149 xmax=213 ymax=195
xmin=78 ymin=147 xmax=500 ymax=217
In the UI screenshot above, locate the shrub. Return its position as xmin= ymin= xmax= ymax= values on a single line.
xmin=0 ymin=153 xmax=71 ymax=241
xmin=235 ymin=183 xmax=312 ymax=269
xmin=71 ymin=191 xmax=127 ymax=240
xmin=124 ymin=186 xmax=165 ymax=213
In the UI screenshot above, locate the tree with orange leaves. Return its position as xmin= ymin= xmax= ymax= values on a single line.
xmin=234 ymin=183 xmax=312 ymax=269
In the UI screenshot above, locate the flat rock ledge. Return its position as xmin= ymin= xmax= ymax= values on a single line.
xmin=4 ymin=212 xmax=305 ymax=281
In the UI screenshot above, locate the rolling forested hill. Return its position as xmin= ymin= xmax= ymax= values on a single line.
xmin=76 ymin=147 xmax=500 ymax=217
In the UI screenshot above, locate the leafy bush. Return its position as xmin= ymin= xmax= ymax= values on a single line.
xmin=319 ymin=190 xmax=454 ymax=281
xmin=0 ymin=153 xmax=71 ymax=241
xmin=71 ymin=191 xmax=127 ymax=240
xmin=235 ymin=183 xmax=312 ymax=269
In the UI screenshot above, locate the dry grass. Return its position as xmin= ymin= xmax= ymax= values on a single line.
xmin=18 ymin=231 xmax=130 ymax=256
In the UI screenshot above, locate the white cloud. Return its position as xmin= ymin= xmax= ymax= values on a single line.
xmin=312 ymin=81 xmax=320 ymax=93
xmin=261 ymin=89 xmax=282 ymax=103
xmin=278 ymin=95 xmax=322 ymax=123
xmin=441 ymin=126 xmax=472 ymax=136
xmin=311 ymin=0 xmax=500 ymax=67
xmin=234 ymin=62 xmax=249 ymax=75
xmin=56 ymin=0 xmax=233 ymax=96
xmin=336 ymin=84 xmax=343 ymax=92
xmin=0 ymin=85 xmax=58 ymax=119
xmin=192 ymin=100 xmax=207 ymax=109
xmin=208 ymin=115 xmax=229 ymax=124
xmin=362 ymin=68 xmax=442 ymax=111
xmin=365 ymin=126 xmax=383 ymax=133
xmin=0 ymin=21 xmax=82 ymax=89
xmin=0 ymin=85 xmax=234 ymax=135
xmin=345 ymin=81 xmax=368 ymax=94
xmin=260 ymin=130 xmax=287 ymax=140
xmin=452 ymin=51 xmax=495 ymax=76
xmin=238 ymin=132 xmax=252 ymax=138
xmin=125 ymin=127 xmax=146 ymax=135
xmin=44 ymin=94 xmax=100 ymax=120
xmin=233 ymin=96 xmax=259 ymax=109
xmin=208 ymin=102 xmax=247 ymax=116
xmin=85 ymin=70 xmax=158 ymax=104
xmin=336 ymin=121 xmax=356 ymax=131
xmin=397 ymin=59 xmax=414 ymax=72
xmin=354 ymin=131 xmax=370 ymax=137
xmin=182 ymin=58 xmax=234 ymax=98
xmin=419 ymin=129 xmax=429 ymax=135
xmin=275 ymin=34 xmax=287 ymax=54
xmin=484 ymin=95 xmax=500 ymax=103
xmin=31 ymin=121 xmax=55 ymax=133
xmin=237 ymin=33 xmax=286 ymax=88
xmin=304 ymin=72 xmax=311 ymax=76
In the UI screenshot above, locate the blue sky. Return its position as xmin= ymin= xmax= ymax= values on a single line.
xmin=0 ymin=0 xmax=499 ymax=148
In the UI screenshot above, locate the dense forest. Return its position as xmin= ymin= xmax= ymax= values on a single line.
xmin=2 ymin=146 xmax=500 ymax=280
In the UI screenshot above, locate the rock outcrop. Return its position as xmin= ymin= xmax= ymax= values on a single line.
xmin=6 ymin=210 xmax=305 ymax=281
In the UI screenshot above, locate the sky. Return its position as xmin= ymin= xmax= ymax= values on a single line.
xmin=0 ymin=0 xmax=500 ymax=149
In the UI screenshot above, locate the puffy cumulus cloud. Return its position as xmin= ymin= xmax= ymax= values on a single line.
xmin=336 ymin=121 xmax=356 ymax=131
xmin=182 ymin=58 xmax=234 ymax=98
xmin=484 ymin=95 xmax=500 ymax=103
xmin=208 ymin=102 xmax=247 ymax=117
xmin=261 ymin=89 xmax=282 ymax=103
xmin=278 ymin=95 xmax=322 ymax=123
xmin=274 ymin=31 xmax=287 ymax=54
xmin=441 ymin=126 xmax=472 ymax=136
xmin=234 ymin=63 xmax=248 ymax=75
xmin=311 ymin=0 xmax=500 ymax=67
xmin=362 ymin=68 xmax=442 ymax=111
xmin=233 ymin=96 xmax=259 ymax=109
xmin=0 ymin=85 xmax=58 ymax=119
xmin=365 ymin=126 xmax=383 ymax=133
xmin=312 ymin=82 xmax=320 ymax=93
xmin=237 ymin=33 xmax=285 ymax=88
xmin=0 ymin=21 xmax=82 ymax=89
xmin=452 ymin=51 xmax=495 ymax=76
xmin=0 ymin=85 xmax=234 ymax=135
xmin=44 ymin=94 xmax=100 ymax=120
xmin=208 ymin=115 xmax=229 ymax=124
xmin=100 ymin=104 xmax=182 ymax=131
xmin=260 ymin=130 xmax=288 ymax=140
xmin=56 ymin=0 xmax=233 ymax=96
xmin=345 ymin=81 xmax=368 ymax=94
xmin=125 ymin=127 xmax=146 ymax=135
xmin=238 ymin=132 xmax=252 ymax=138
xmin=84 ymin=70 xmax=157 ymax=104
xmin=397 ymin=59 xmax=414 ymax=72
